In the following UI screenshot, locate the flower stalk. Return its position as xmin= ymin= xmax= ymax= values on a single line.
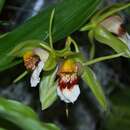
xmin=13 ymin=71 xmax=28 ymax=83
xmin=83 ymin=52 xmax=124 ymax=66
xmin=49 ymin=9 xmax=55 ymax=49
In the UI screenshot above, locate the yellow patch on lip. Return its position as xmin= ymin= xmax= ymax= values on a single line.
xmin=23 ymin=51 xmax=33 ymax=60
xmin=23 ymin=51 xmax=39 ymax=71
xmin=59 ymin=59 xmax=78 ymax=73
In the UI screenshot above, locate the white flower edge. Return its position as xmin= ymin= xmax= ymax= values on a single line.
xmin=30 ymin=61 xmax=44 ymax=87
xmin=57 ymin=84 xmax=80 ymax=103
xmin=119 ymin=33 xmax=130 ymax=50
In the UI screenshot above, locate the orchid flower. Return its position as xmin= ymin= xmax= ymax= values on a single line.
xmin=56 ymin=59 xmax=80 ymax=103
xmin=23 ymin=48 xmax=49 ymax=87
xmin=100 ymin=15 xmax=130 ymax=50
xmin=13 ymin=8 xmax=108 ymax=110
xmin=80 ymin=3 xmax=130 ymax=58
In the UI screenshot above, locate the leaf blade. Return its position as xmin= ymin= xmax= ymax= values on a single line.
xmin=82 ymin=67 xmax=108 ymax=110
xmin=0 ymin=97 xmax=60 ymax=130
xmin=0 ymin=0 xmax=102 ymax=71
xmin=40 ymin=68 xmax=58 ymax=110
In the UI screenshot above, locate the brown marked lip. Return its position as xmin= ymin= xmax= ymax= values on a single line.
xmin=24 ymin=55 xmax=39 ymax=71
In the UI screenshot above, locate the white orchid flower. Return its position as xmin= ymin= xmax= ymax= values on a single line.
xmin=23 ymin=48 xmax=49 ymax=87
xmin=57 ymin=60 xmax=80 ymax=103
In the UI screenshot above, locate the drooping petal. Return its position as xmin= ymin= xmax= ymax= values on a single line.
xmin=119 ymin=33 xmax=130 ymax=50
xmin=30 ymin=61 xmax=44 ymax=87
xmin=57 ymin=84 xmax=80 ymax=103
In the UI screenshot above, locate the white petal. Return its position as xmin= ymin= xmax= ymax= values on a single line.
xmin=57 ymin=86 xmax=70 ymax=103
xmin=57 ymin=85 xmax=80 ymax=103
xmin=63 ymin=84 xmax=80 ymax=103
xmin=30 ymin=61 xmax=44 ymax=87
xmin=101 ymin=15 xmax=123 ymax=35
xmin=33 ymin=48 xmax=49 ymax=62
xmin=119 ymin=33 xmax=130 ymax=50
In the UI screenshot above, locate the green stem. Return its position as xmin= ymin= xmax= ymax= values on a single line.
xmin=49 ymin=8 xmax=55 ymax=49
xmin=80 ymin=23 xmax=93 ymax=31
xmin=68 ymin=36 xmax=79 ymax=52
xmin=83 ymin=52 xmax=124 ymax=66
xmin=40 ymin=43 xmax=52 ymax=52
xmin=88 ymin=30 xmax=95 ymax=59
xmin=13 ymin=71 xmax=28 ymax=83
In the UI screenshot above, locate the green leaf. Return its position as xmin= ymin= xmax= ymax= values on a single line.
xmin=0 ymin=0 xmax=102 ymax=71
xmin=94 ymin=26 xmax=130 ymax=57
xmin=0 ymin=97 xmax=60 ymax=130
xmin=82 ymin=67 xmax=108 ymax=110
xmin=9 ymin=40 xmax=44 ymax=57
xmin=0 ymin=128 xmax=6 ymax=130
xmin=40 ymin=68 xmax=58 ymax=110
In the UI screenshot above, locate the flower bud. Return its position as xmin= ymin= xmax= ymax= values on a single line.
xmin=100 ymin=15 xmax=126 ymax=36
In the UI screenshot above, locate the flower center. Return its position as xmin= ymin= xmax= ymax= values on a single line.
xmin=58 ymin=73 xmax=79 ymax=90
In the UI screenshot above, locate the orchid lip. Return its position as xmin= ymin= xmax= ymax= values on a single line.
xmin=57 ymin=84 xmax=80 ymax=103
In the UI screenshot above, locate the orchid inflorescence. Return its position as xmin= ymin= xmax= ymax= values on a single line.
xmin=13 ymin=3 xmax=130 ymax=110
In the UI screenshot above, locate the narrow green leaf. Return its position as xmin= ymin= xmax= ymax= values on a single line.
xmin=82 ymin=67 xmax=108 ymax=110
xmin=92 ymin=2 xmax=130 ymax=23
xmin=0 ymin=0 xmax=102 ymax=71
xmin=40 ymin=68 xmax=58 ymax=110
xmin=0 ymin=97 xmax=60 ymax=130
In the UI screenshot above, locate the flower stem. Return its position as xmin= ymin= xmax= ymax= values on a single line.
xmin=83 ymin=52 xmax=124 ymax=66
xmin=40 ymin=43 xmax=52 ymax=52
xmin=88 ymin=30 xmax=95 ymax=59
xmin=13 ymin=71 xmax=28 ymax=83
xmin=49 ymin=8 xmax=55 ymax=49
xmin=67 ymin=36 xmax=80 ymax=52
